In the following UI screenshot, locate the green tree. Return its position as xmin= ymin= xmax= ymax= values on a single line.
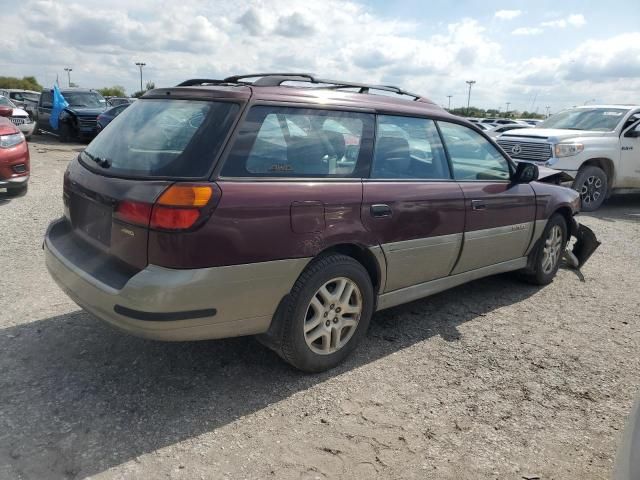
xmin=98 ymin=86 xmax=127 ymax=97
xmin=132 ymin=81 xmax=156 ymax=98
xmin=520 ymin=111 xmax=545 ymax=119
xmin=450 ymin=106 xmax=486 ymax=118
xmin=0 ymin=76 xmax=43 ymax=91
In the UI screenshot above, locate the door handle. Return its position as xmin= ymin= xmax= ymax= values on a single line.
xmin=471 ymin=200 xmax=487 ymax=211
xmin=370 ymin=204 xmax=393 ymax=218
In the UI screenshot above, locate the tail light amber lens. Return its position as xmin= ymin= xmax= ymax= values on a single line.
xmin=156 ymin=185 xmax=213 ymax=207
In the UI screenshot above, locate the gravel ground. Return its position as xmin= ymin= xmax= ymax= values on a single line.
xmin=1 ymin=138 xmax=639 ymax=480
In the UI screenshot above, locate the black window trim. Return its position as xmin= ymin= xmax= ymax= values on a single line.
xmin=364 ymin=113 xmax=455 ymax=183
xmin=436 ymin=119 xmax=515 ymax=183
xmin=78 ymin=97 xmax=245 ymax=181
xmin=216 ymin=102 xmax=376 ymax=181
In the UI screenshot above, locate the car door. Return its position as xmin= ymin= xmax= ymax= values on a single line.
xmin=361 ymin=115 xmax=465 ymax=292
xmin=38 ymin=90 xmax=53 ymax=131
xmin=437 ymin=121 xmax=536 ymax=274
xmin=619 ymin=112 xmax=640 ymax=188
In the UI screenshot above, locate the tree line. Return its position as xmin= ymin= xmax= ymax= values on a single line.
xmin=0 ymin=76 xmax=155 ymax=98
xmin=448 ymin=106 xmax=546 ymax=119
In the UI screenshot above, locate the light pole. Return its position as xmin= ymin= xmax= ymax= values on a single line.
xmin=64 ymin=67 xmax=73 ymax=87
xmin=505 ymin=102 xmax=511 ymax=116
xmin=545 ymin=106 xmax=551 ymax=117
xmin=447 ymin=95 xmax=452 ymax=110
xmin=135 ymin=62 xmax=146 ymax=92
xmin=465 ymin=80 xmax=476 ymax=116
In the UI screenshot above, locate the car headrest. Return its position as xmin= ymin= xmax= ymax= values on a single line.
xmin=374 ymin=136 xmax=411 ymax=176
xmin=322 ymin=130 xmax=346 ymax=159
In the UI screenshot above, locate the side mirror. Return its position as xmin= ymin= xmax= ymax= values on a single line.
xmin=0 ymin=106 xmax=12 ymax=117
xmin=512 ymin=162 xmax=539 ymax=183
xmin=624 ymin=124 xmax=640 ymax=138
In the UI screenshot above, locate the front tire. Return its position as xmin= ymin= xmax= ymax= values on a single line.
xmin=277 ymin=254 xmax=374 ymax=372
xmin=573 ymin=166 xmax=608 ymax=211
xmin=522 ymin=214 xmax=567 ymax=285
xmin=59 ymin=122 xmax=74 ymax=143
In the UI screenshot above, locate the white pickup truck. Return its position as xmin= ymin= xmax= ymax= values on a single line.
xmin=497 ymin=105 xmax=640 ymax=211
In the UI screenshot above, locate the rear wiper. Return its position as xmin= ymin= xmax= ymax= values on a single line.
xmin=83 ymin=151 xmax=111 ymax=168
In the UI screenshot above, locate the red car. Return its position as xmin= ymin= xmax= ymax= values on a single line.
xmin=0 ymin=108 xmax=29 ymax=195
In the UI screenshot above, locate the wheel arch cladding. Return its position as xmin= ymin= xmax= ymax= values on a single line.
xmin=318 ymin=243 xmax=381 ymax=294
xmin=581 ymin=157 xmax=615 ymax=190
xmin=553 ymin=206 xmax=574 ymax=236
xmin=259 ymin=244 xmax=382 ymax=344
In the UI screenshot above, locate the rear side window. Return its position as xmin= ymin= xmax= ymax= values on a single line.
xmin=221 ymin=106 xmax=374 ymax=177
xmin=372 ymin=115 xmax=450 ymax=180
xmin=438 ymin=121 xmax=511 ymax=181
xmin=82 ymin=99 xmax=239 ymax=178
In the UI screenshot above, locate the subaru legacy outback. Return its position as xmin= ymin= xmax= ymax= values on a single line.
xmin=44 ymin=74 xmax=599 ymax=372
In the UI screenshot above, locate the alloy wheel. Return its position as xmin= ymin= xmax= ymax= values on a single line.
xmin=541 ymin=225 xmax=563 ymax=274
xmin=303 ymin=277 xmax=362 ymax=355
xmin=580 ymin=175 xmax=603 ymax=207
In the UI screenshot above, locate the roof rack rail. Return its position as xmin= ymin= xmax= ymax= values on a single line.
xmin=219 ymin=72 xmax=428 ymax=102
xmin=223 ymin=73 xmax=315 ymax=84
xmin=176 ymin=79 xmax=228 ymax=87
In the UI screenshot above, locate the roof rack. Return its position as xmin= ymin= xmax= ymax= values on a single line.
xmin=177 ymin=73 xmax=429 ymax=102
xmin=176 ymin=79 xmax=229 ymax=87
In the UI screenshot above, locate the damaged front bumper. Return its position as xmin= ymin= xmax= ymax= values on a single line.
xmin=565 ymin=218 xmax=601 ymax=269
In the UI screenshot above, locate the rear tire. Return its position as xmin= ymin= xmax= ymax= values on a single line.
xmin=573 ymin=166 xmax=608 ymax=212
xmin=276 ymin=254 xmax=374 ymax=373
xmin=520 ymin=213 xmax=567 ymax=285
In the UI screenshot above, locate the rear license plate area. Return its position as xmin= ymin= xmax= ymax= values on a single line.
xmin=70 ymin=194 xmax=112 ymax=247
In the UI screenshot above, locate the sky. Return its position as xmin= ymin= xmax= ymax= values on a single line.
xmin=0 ymin=0 xmax=638 ymax=113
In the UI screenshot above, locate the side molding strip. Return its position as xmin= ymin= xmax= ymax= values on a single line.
xmin=376 ymin=256 xmax=528 ymax=311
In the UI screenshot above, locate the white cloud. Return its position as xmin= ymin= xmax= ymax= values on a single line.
xmin=541 ymin=13 xmax=586 ymax=29
xmin=567 ymin=14 xmax=586 ymax=27
xmin=512 ymin=27 xmax=543 ymax=36
xmin=494 ymin=10 xmax=522 ymax=20
xmin=0 ymin=1 xmax=632 ymax=112
xmin=514 ymin=32 xmax=640 ymax=107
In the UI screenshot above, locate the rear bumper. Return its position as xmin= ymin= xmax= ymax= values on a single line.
xmin=44 ymin=218 xmax=309 ymax=341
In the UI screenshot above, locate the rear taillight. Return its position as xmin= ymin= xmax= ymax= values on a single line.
xmin=115 ymin=184 xmax=218 ymax=231
xmin=115 ymin=201 xmax=153 ymax=226
xmin=150 ymin=207 xmax=200 ymax=229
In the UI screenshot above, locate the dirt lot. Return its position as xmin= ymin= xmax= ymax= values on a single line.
xmin=1 ymin=137 xmax=639 ymax=480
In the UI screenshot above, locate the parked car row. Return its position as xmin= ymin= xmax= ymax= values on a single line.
xmin=0 ymin=88 xmax=136 ymax=143
xmin=0 ymin=95 xmax=36 ymax=139
xmin=467 ymin=117 xmax=542 ymax=127
xmin=43 ymin=73 xmax=600 ymax=372
xmin=0 ymin=88 xmax=40 ymax=118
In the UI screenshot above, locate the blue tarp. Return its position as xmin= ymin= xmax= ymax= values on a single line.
xmin=49 ymin=84 xmax=69 ymax=130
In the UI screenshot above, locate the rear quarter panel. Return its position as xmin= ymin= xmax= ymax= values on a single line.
xmin=148 ymin=181 xmax=380 ymax=268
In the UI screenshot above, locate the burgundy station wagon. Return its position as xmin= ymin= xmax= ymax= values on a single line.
xmin=44 ymin=74 xmax=599 ymax=372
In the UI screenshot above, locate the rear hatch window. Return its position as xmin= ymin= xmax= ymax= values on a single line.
xmin=81 ymin=99 xmax=239 ymax=178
